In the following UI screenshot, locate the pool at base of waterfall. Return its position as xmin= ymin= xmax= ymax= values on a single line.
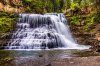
xmin=0 ymin=49 xmax=100 ymax=66
xmin=0 ymin=49 xmax=99 ymax=66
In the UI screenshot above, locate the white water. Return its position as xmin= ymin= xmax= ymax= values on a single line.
xmin=7 ymin=13 xmax=90 ymax=50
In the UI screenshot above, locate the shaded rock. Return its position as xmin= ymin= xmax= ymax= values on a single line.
xmin=46 ymin=63 xmax=52 ymax=66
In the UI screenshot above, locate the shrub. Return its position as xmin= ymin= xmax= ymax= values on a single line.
xmin=94 ymin=10 xmax=100 ymax=23
xmin=0 ymin=11 xmax=17 ymax=33
xmin=70 ymin=15 xmax=80 ymax=25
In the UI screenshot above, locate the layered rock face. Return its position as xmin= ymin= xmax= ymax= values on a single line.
xmin=0 ymin=0 xmax=25 ymax=13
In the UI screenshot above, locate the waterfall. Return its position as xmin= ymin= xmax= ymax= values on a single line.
xmin=6 ymin=13 xmax=90 ymax=50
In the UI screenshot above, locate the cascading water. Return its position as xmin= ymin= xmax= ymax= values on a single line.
xmin=6 ymin=13 xmax=90 ymax=50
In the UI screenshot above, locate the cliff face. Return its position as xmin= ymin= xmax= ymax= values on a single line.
xmin=69 ymin=21 xmax=100 ymax=52
xmin=72 ymin=24 xmax=100 ymax=45
xmin=0 ymin=0 xmax=25 ymax=13
xmin=65 ymin=5 xmax=100 ymax=47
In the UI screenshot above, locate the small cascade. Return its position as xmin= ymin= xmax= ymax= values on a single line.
xmin=6 ymin=13 xmax=90 ymax=50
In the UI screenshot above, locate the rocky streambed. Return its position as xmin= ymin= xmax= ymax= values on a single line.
xmin=0 ymin=49 xmax=100 ymax=66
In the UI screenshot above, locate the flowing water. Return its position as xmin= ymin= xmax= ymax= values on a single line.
xmin=6 ymin=13 xmax=89 ymax=50
xmin=0 ymin=13 xmax=97 ymax=66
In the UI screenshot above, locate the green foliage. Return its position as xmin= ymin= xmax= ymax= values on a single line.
xmin=68 ymin=0 xmax=100 ymax=32
xmin=66 ymin=0 xmax=71 ymax=9
xmin=70 ymin=14 xmax=96 ymax=31
xmin=0 ymin=11 xmax=17 ymax=33
xmin=22 ymin=0 xmax=46 ymax=13
xmin=0 ymin=11 xmax=8 ymax=17
xmin=0 ymin=17 xmax=15 ymax=32
xmin=83 ymin=15 xmax=95 ymax=31
xmin=21 ymin=0 xmax=98 ymax=13
xmin=83 ymin=9 xmax=100 ymax=31
xmin=22 ymin=0 xmax=66 ymax=13
xmin=70 ymin=15 xmax=80 ymax=25
xmin=24 ymin=0 xmax=33 ymax=2
xmin=0 ymin=11 xmax=18 ymax=18
xmin=0 ymin=0 xmax=99 ymax=33
xmin=71 ymin=3 xmax=80 ymax=10
xmin=94 ymin=10 xmax=100 ymax=23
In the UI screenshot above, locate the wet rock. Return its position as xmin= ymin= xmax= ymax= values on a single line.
xmin=41 ymin=42 xmax=46 ymax=49
xmin=46 ymin=63 xmax=52 ymax=66
xmin=0 ymin=33 xmax=12 ymax=49
xmin=38 ymin=55 xmax=43 ymax=57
